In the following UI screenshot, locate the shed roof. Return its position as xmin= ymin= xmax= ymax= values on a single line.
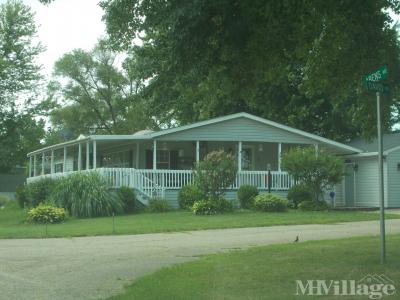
xmin=347 ymin=133 xmax=400 ymax=153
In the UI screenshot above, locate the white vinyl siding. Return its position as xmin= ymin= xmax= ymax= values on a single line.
xmin=157 ymin=117 xmax=316 ymax=144
xmin=386 ymin=148 xmax=400 ymax=207
xmin=334 ymin=181 xmax=345 ymax=207
xmin=353 ymin=158 xmax=379 ymax=207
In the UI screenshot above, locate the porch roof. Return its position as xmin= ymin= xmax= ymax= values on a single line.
xmin=27 ymin=112 xmax=363 ymax=156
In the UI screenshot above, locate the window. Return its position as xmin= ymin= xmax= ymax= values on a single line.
xmin=102 ymin=150 xmax=131 ymax=167
xmin=55 ymin=163 xmax=63 ymax=173
xmin=157 ymin=150 xmax=170 ymax=169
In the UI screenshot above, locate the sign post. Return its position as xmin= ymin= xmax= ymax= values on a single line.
xmin=363 ymin=66 xmax=388 ymax=264
xmin=376 ymin=91 xmax=386 ymax=264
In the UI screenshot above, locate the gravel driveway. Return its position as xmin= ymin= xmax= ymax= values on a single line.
xmin=1 ymin=219 xmax=400 ymax=300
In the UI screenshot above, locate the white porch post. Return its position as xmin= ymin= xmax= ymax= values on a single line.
xmin=278 ymin=143 xmax=282 ymax=171
xmin=196 ymin=141 xmax=200 ymax=163
xmin=238 ymin=141 xmax=242 ymax=171
xmin=33 ymin=155 xmax=37 ymax=177
xmin=41 ymin=153 xmax=45 ymax=175
xmin=136 ymin=143 xmax=140 ymax=168
xmin=153 ymin=140 xmax=157 ymax=170
xmin=29 ymin=156 xmax=32 ymax=177
xmin=63 ymin=147 xmax=67 ymax=172
xmin=314 ymin=144 xmax=319 ymax=157
xmin=86 ymin=141 xmax=90 ymax=169
xmin=78 ymin=143 xmax=82 ymax=171
xmin=50 ymin=150 xmax=55 ymax=174
xmin=238 ymin=141 xmax=242 ymax=187
xmin=93 ymin=140 xmax=97 ymax=169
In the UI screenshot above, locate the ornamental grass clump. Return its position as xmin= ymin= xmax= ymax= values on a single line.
xmin=51 ymin=172 xmax=123 ymax=218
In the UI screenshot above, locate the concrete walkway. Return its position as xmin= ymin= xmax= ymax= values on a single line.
xmin=1 ymin=219 xmax=400 ymax=300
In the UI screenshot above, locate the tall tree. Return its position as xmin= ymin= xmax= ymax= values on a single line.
xmin=47 ymin=40 xmax=156 ymax=138
xmin=0 ymin=0 xmax=45 ymax=171
xmin=101 ymin=0 xmax=400 ymax=141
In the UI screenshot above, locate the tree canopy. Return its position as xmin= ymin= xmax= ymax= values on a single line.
xmin=0 ymin=0 xmax=45 ymax=171
xmin=101 ymin=0 xmax=400 ymax=141
xmin=46 ymin=41 xmax=157 ymax=138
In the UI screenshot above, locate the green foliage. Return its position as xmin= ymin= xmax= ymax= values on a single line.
xmin=178 ymin=184 xmax=203 ymax=209
xmin=237 ymin=185 xmax=259 ymax=209
xmin=147 ymin=198 xmax=172 ymax=213
xmin=253 ymin=194 xmax=288 ymax=212
xmin=0 ymin=1 xmax=45 ymax=171
xmin=0 ymin=0 xmax=43 ymax=102
xmin=25 ymin=178 xmax=57 ymax=207
xmin=118 ymin=186 xmax=136 ymax=213
xmin=102 ymin=0 xmax=400 ymax=141
xmin=282 ymin=147 xmax=344 ymax=202
xmin=15 ymin=186 xmax=27 ymax=208
xmin=0 ymin=195 xmax=10 ymax=207
xmin=298 ymin=200 xmax=329 ymax=211
xmin=26 ymin=203 xmax=66 ymax=224
xmin=192 ymin=198 xmax=233 ymax=215
xmin=46 ymin=40 xmax=156 ymax=137
xmin=287 ymin=184 xmax=313 ymax=208
xmin=194 ymin=150 xmax=237 ymax=200
xmin=192 ymin=200 xmax=218 ymax=215
xmin=51 ymin=172 xmax=123 ymax=218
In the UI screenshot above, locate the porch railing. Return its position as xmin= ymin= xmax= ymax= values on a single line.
xmin=98 ymin=168 xmax=165 ymax=198
xmin=27 ymin=168 xmax=294 ymax=196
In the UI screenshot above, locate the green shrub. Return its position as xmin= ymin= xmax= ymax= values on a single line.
xmin=192 ymin=198 xmax=233 ymax=215
xmin=194 ymin=150 xmax=237 ymax=200
xmin=25 ymin=178 xmax=57 ymax=207
xmin=287 ymin=184 xmax=313 ymax=208
xmin=26 ymin=203 xmax=66 ymax=224
xmin=51 ymin=172 xmax=123 ymax=218
xmin=16 ymin=185 xmax=27 ymax=208
xmin=282 ymin=147 xmax=344 ymax=202
xmin=253 ymin=193 xmax=288 ymax=212
xmin=178 ymin=184 xmax=203 ymax=209
xmin=237 ymin=185 xmax=259 ymax=209
xmin=148 ymin=197 xmax=172 ymax=213
xmin=214 ymin=197 xmax=234 ymax=213
xmin=118 ymin=186 xmax=136 ymax=213
xmin=298 ymin=200 xmax=329 ymax=211
xmin=192 ymin=199 xmax=218 ymax=215
xmin=0 ymin=195 xmax=10 ymax=207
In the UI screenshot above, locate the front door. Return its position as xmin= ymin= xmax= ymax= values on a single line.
xmin=344 ymin=164 xmax=355 ymax=207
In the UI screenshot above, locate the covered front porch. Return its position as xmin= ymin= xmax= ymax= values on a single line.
xmin=27 ymin=138 xmax=299 ymax=196
xmin=27 ymin=138 xmax=310 ymax=173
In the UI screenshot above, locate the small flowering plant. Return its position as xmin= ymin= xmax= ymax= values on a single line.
xmin=27 ymin=203 xmax=66 ymax=224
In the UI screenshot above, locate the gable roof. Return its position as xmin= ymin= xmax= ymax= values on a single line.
xmin=151 ymin=112 xmax=362 ymax=153
xmin=348 ymin=133 xmax=400 ymax=153
xmin=28 ymin=112 xmax=362 ymax=156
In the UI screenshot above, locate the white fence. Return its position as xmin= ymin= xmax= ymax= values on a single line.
xmin=27 ymin=168 xmax=294 ymax=197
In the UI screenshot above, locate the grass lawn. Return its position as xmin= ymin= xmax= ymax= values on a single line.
xmin=0 ymin=201 xmax=399 ymax=239
xmin=110 ymin=235 xmax=400 ymax=300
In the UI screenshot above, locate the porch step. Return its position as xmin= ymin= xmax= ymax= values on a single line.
xmin=134 ymin=188 xmax=150 ymax=206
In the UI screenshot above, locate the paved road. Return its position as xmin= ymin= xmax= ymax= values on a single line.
xmin=1 ymin=219 xmax=400 ymax=300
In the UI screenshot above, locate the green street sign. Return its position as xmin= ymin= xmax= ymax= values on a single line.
xmin=364 ymin=81 xmax=390 ymax=93
xmin=363 ymin=65 xmax=388 ymax=83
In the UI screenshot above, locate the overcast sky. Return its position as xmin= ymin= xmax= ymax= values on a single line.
xmin=21 ymin=0 xmax=106 ymax=78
